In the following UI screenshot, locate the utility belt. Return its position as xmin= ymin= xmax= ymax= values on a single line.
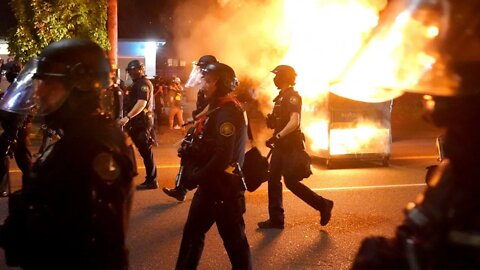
xmin=276 ymin=130 xmax=305 ymax=151
xmin=224 ymin=162 xmax=247 ymax=191
xmin=125 ymin=109 xmax=154 ymax=131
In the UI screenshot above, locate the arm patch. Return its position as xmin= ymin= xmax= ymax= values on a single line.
xmin=219 ymin=122 xmax=235 ymax=137
xmin=289 ymin=95 xmax=299 ymax=105
xmin=93 ymin=152 xmax=120 ymax=184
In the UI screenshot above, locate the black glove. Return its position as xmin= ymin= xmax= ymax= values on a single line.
xmin=265 ymin=135 xmax=279 ymax=149
xmin=183 ymin=166 xmax=200 ymax=190
xmin=266 ymin=114 xmax=276 ymax=129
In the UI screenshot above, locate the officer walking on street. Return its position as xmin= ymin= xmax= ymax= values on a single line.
xmin=175 ymin=62 xmax=252 ymax=269
xmin=258 ymin=65 xmax=334 ymax=229
xmin=163 ymin=54 xmax=219 ymax=201
xmin=118 ymin=60 xmax=158 ymax=190
xmin=0 ymin=38 xmax=137 ymax=269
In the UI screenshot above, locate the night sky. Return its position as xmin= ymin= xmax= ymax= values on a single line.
xmin=0 ymin=1 xmax=16 ymax=37
xmin=0 ymin=0 xmax=178 ymax=39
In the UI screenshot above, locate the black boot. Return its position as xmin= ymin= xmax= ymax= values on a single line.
xmin=257 ymin=219 xmax=284 ymax=229
xmin=136 ymin=179 xmax=158 ymax=190
xmin=162 ymin=186 xmax=187 ymax=201
xmin=320 ymin=199 xmax=334 ymax=226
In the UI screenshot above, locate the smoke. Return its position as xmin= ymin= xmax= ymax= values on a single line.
xmin=172 ymin=0 xmax=288 ymax=112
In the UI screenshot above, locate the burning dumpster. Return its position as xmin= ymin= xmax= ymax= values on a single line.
xmin=305 ymin=92 xmax=392 ymax=168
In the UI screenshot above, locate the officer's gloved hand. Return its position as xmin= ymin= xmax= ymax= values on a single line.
xmin=266 ymin=114 xmax=276 ymax=129
xmin=265 ymin=136 xmax=278 ymax=149
xmin=184 ymin=167 xmax=200 ymax=190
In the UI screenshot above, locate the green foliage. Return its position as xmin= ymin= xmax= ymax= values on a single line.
xmin=8 ymin=0 xmax=109 ymax=63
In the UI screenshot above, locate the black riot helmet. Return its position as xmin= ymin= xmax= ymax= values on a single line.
xmin=34 ymin=38 xmax=110 ymax=91
xmin=185 ymin=55 xmax=218 ymax=88
xmin=0 ymin=39 xmax=112 ymax=116
xmin=202 ymin=62 xmax=239 ymax=96
xmin=271 ymin=65 xmax=297 ymax=86
xmin=126 ymin=59 xmax=144 ymax=71
xmin=196 ymin=55 xmax=218 ymax=68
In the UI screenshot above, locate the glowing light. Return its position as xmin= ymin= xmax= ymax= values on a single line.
xmin=270 ymin=0 xmax=442 ymax=156
xmin=329 ymin=126 xmax=390 ymax=155
xmin=304 ymin=120 xmax=329 ymax=151
xmin=143 ymin=41 xmax=159 ymax=78
xmin=426 ymin=26 xmax=439 ymax=38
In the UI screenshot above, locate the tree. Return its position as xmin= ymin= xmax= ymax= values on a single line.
xmin=8 ymin=0 xmax=109 ymax=63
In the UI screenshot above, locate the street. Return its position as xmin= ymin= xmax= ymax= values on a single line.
xmin=0 ymin=132 xmax=438 ymax=269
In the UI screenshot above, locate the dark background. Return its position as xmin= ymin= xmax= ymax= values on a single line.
xmin=0 ymin=0 xmax=178 ymax=39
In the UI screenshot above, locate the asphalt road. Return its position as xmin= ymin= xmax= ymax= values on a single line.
xmin=0 ymin=132 xmax=438 ymax=269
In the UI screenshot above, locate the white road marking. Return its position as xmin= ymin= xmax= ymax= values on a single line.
xmin=391 ymin=155 xmax=437 ymax=160
xmin=309 ymin=183 xmax=426 ymax=192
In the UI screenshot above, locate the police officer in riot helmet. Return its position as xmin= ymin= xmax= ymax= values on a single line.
xmin=163 ymin=54 xmax=218 ymax=201
xmin=258 ymin=64 xmax=334 ymax=229
xmin=0 ymin=38 xmax=137 ymax=269
xmin=351 ymin=1 xmax=480 ymax=269
xmin=175 ymin=62 xmax=252 ymax=269
xmin=118 ymin=59 xmax=158 ymax=190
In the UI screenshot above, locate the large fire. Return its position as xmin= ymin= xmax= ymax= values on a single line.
xmin=174 ymin=0 xmax=442 ymax=159
xmin=275 ymin=0 xmax=440 ymax=157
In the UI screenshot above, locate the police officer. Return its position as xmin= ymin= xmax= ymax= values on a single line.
xmin=118 ymin=60 xmax=158 ymax=190
xmin=258 ymin=65 xmax=334 ymax=229
xmin=0 ymin=38 xmax=137 ymax=269
xmin=351 ymin=1 xmax=480 ymax=269
xmin=163 ymin=54 xmax=219 ymax=201
xmin=175 ymin=62 xmax=252 ymax=269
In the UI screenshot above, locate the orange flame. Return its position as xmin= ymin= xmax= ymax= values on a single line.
xmin=271 ymin=0 xmax=440 ymax=156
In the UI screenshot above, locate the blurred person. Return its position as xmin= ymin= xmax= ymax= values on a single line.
xmin=0 ymin=57 xmax=4 ymax=77
xmin=257 ymin=65 xmax=333 ymax=229
xmin=0 ymin=38 xmax=137 ymax=269
xmin=118 ymin=60 xmax=158 ymax=190
xmin=3 ymin=58 xmax=21 ymax=84
xmin=167 ymin=76 xmax=185 ymax=130
xmin=351 ymin=1 xmax=480 ymax=269
xmin=163 ymin=54 xmax=218 ymax=201
xmin=175 ymin=62 xmax=251 ymax=269
xmin=0 ymin=60 xmax=32 ymax=196
xmin=153 ymin=75 xmax=166 ymax=129
xmin=106 ymin=68 xmax=124 ymax=120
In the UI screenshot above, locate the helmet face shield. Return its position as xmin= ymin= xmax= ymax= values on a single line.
xmin=0 ymin=58 xmax=38 ymax=115
xmin=185 ymin=65 xmax=204 ymax=88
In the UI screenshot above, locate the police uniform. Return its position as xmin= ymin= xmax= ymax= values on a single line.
xmin=176 ymin=97 xmax=252 ymax=269
xmin=267 ymin=87 xmax=331 ymax=226
xmin=1 ymin=114 xmax=137 ymax=269
xmin=192 ymin=87 xmax=208 ymax=119
xmin=124 ymin=75 xmax=157 ymax=183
